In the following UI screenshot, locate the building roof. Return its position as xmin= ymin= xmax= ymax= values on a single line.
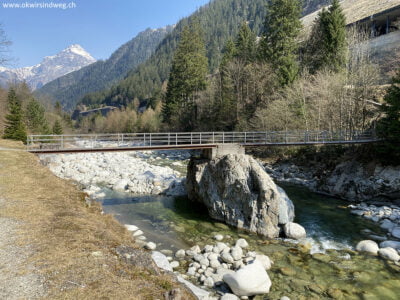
xmin=301 ymin=0 xmax=400 ymax=31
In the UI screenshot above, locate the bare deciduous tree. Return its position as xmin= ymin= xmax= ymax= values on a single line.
xmin=0 ymin=24 xmax=11 ymax=66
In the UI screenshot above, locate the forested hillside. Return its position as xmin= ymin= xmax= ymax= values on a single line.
xmin=79 ymin=0 xmax=328 ymax=109
xmin=36 ymin=27 xmax=173 ymax=110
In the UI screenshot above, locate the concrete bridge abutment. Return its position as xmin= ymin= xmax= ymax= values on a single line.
xmin=202 ymin=143 xmax=245 ymax=160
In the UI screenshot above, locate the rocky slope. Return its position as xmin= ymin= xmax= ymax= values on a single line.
xmin=0 ymin=44 xmax=95 ymax=90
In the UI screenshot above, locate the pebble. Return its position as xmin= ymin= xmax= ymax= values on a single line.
xmin=170 ymin=261 xmax=180 ymax=269
xmin=221 ymin=294 xmax=239 ymax=300
xmin=204 ymin=277 xmax=214 ymax=288
xmin=214 ymin=234 xmax=224 ymax=241
xmin=221 ymin=252 xmax=235 ymax=264
xmin=175 ymin=249 xmax=186 ymax=259
xmin=235 ymin=238 xmax=249 ymax=249
xmin=210 ymin=259 xmax=221 ymax=268
xmin=231 ymin=246 xmax=243 ymax=261
xmin=124 ymin=224 xmax=139 ymax=232
xmin=132 ymin=230 xmax=144 ymax=237
xmin=144 ymin=242 xmax=156 ymax=250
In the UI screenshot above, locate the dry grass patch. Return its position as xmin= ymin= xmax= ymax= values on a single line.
xmin=0 ymin=139 xmax=194 ymax=299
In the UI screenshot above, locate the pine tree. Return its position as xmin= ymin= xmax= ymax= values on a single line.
xmin=163 ymin=22 xmax=208 ymax=130
xmin=52 ymin=119 xmax=64 ymax=135
xmin=235 ymin=22 xmax=257 ymax=64
xmin=54 ymin=101 xmax=62 ymax=115
xmin=3 ymin=89 xmax=27 ymax=142
xmin=25 ymin=98 xmax=51 ymax=134
xmin=259 ymin=0 xmax=302 ymax=86
xmin=220 ymin=39 xmax=237 ymax=69
xmin=305 ymin=0 xmax=347 ymax=73
xmin=377 ymin=70 xmax=400 ymax=163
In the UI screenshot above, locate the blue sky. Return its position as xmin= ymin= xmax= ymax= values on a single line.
xmin=1 ymin=0 xmax=210 ymax=67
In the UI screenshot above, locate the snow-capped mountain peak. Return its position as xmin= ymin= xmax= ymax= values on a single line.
xmin=0 ymin=44 xmax=96 ymax=90
xmin=62 ymin=44 xmax=95 ymax=60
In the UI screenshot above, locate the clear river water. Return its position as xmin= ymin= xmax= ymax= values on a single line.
xmin=98 ymin=181 xmax=400 ymax=299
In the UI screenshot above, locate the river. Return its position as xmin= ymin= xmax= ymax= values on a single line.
xmin=99 ymin=183 xmax=400 ymax=299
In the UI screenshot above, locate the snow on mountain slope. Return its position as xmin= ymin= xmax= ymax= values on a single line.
xmin=0 ymin=44 xmax=96 ymax=90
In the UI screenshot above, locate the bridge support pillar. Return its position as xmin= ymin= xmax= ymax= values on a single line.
xmin=202 ymin=143 xmax=245 ymax=160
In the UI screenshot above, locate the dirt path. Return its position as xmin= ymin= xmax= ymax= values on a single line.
xmin=0 ymin=199 xmax=45 ymax=299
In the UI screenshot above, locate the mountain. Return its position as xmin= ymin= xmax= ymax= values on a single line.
xmin=36 ymin=27 xmax=173 ymax=110
xmin=0 ymin=45 xmax=96 ymax=90
xmin=78 ymin=0 xmax=330 ymax=109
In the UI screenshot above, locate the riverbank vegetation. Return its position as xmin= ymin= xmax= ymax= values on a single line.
xmin=0 ymin=139 xmax=193 ymax=299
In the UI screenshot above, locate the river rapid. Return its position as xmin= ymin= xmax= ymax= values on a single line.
xmin=42 ymin=150 xmax=400 ymax=299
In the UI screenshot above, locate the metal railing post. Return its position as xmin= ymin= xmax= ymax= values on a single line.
xmin=168 ymin=133 xmax=170 ymax=145
xmin=176 ymin=133 xmax=178 ymax=145
xmin=150 ymin=133 xmax=152 ymax=146
xmin=212 ymin=132 xmax=215 ymax=144
xmin=191 ymin=133 xmax=193 ymax=144
xmin=245 ymin=132 xmax=247 ymax=144
xmin=223 ymin=132 xmax=225 ymax=144
xmin=200 ymin=133 xmax=202 ymax=144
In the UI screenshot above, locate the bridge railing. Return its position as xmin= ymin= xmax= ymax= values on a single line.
xmin=26 ymin=130 xmax=377 ymax=152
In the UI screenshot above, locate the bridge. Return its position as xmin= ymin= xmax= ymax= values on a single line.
xmin=27 ymin=130 xmax=380 ymax=156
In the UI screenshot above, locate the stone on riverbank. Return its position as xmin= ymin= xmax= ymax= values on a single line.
xmin=380 ymin=240 xmax=400 ymax=250
xmin=221 ymin=294 xmax=240 ymax=300
xmin=223 ymin=261 xmax=272 ymax=296
xmin=378 ymin=247 xmax=400 ymax=262
xmin=145 ymin=242 xmax=157 ymax=250
xmin=124 ymin=224 xmax=139 ymax=232
xmin=391 ymin=226 xmax=400 ymax=239
xmin=186 ymin=154 xmax=295 ymax=238
xmin=151 ymin=251 xmax=173 ymax=272
xmin=356 ymin=240 xmax=379 ymax=255
xmin=283 ymin=222 xmax=306 ymax=240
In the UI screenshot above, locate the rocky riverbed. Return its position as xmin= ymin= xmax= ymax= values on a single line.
xmin=40 ymin=150 xmax=189 ymax=197
xmin=265 ymin=160 xmax=400 ymax=202
xmin=265 ymin=160 xmax=400 ymax=252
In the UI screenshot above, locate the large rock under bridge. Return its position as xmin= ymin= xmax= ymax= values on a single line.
xmin=186 ymin=153 xmax=295 ymax=238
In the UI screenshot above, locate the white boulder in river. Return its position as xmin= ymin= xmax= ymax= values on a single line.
xmin=186 ymin=154 xmax=295 ymax=238
xmin=356 ymin=240 xmax=379 ymax=255
xmin=378 ymin=247 xmax=400 ymax=262
xmin=283 ymin=222 xmax=306 ymax=240
xmin=223 ymin=260 xmax=272 ymax=296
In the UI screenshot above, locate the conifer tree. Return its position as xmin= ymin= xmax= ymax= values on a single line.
xmin=260 ymin=0 xmax=302 ymax=86
xmin=3 ymin=88 xmax=27 ymax=142
xmin=235 ymin=22 xmax=257 ymax=64
xmin=163 ymin=22 xmax=208 ymax=130
xmin=305 ymin=0 xmax=347 ymax=73
xmin=25 ymin=98 xmax=51 ymax=134
xmin=377 ymin=70 xmax=400 ymax=163
xmin=54 ymin=101 xmax=62 ymax=115
xmin=52 ymin=119 xmax=64 ymax=135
